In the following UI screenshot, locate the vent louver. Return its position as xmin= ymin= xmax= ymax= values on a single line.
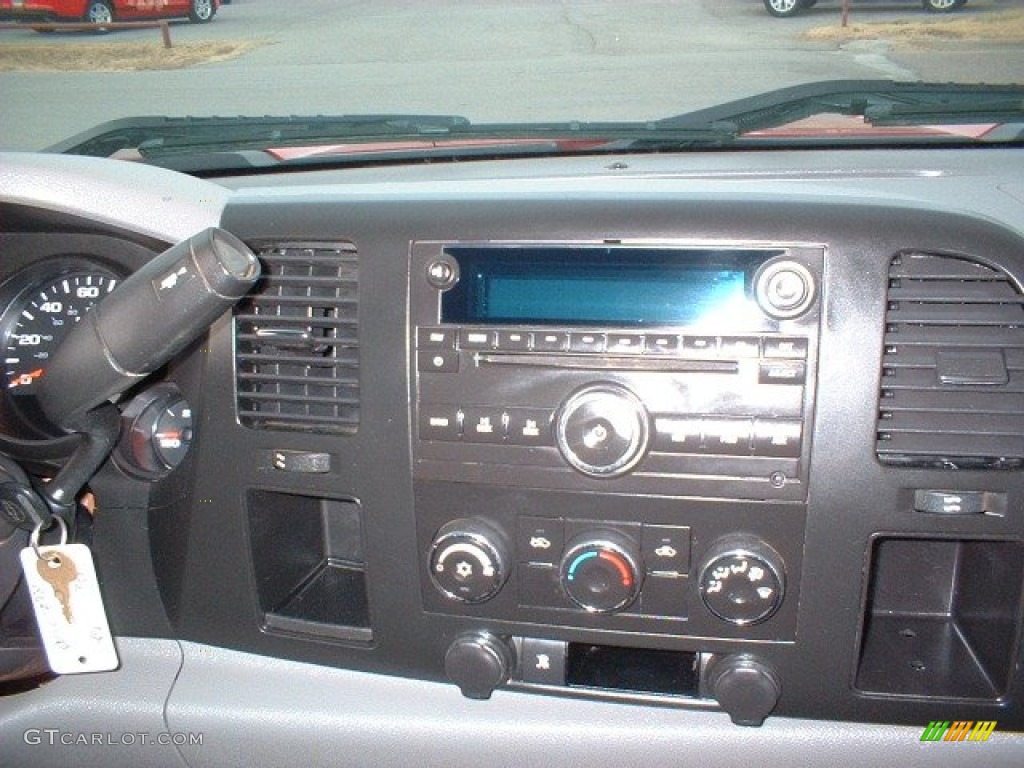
xmin=235 ymin=243 xmax=359 ymax=434
xmin=876 ymin=252 xmax=1024 ymax=469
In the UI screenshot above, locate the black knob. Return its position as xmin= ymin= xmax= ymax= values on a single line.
xmin=555 ymin=384 xmax=650 ymax=478
xmin=698 ymin=536 xmax=785 ymax=626
xmin=708 ymin=654 xmax=781 ymax=727
xmin=444 ymin=631 xmax=515 ymax=700
xmin=428 ymin=518 xmax=509 ymax=604
xmin=560 ymin=530 xmax=642 ymax=613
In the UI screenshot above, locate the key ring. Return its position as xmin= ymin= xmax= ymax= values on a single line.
xmin=30 ymin=515 xmax=68 ymax=562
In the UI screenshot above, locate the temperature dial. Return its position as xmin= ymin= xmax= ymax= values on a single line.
xmin=560 ymin=530 xmax=642 ymax=613
xmin=698 ymin=537 xmax=785 ymax=626
xmin=429 ymin=518 xmax=509 ymax=604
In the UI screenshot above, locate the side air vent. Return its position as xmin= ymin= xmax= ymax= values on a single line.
xmin=235 ymin=243 xmax=359 ymax=434
xmin=876 ymin=252 xmax=1024 ymax=469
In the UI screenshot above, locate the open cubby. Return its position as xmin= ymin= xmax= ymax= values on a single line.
xmin=855 ymin=536 xmax=1023 ymax=700
xmin=247 ymin=490 xmax=371 ymax=643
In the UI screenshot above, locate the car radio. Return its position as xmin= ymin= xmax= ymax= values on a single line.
xmin=409 ymin=241 xmax=822 ymax=649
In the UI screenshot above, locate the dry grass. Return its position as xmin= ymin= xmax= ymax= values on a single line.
xmin=802 ymin=9 xmax=1024 ymax=45
xmin=0 ymin=39 xmax=264 ymax=71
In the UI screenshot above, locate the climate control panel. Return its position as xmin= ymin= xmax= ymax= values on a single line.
xmin=416 ymin=481 xmax=804 ymax=643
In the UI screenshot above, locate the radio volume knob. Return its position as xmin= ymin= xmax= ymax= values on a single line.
xmin=429 ymin=518 xmax=510 ymax=604
xmin=754 ymin=259 xmax=815 ymax=319
xmin=556 ymin=384 xmax=650 ymax=478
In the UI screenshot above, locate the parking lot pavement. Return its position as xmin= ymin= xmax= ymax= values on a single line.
xmin=0 ymin=0 xmax=1020 ymax=151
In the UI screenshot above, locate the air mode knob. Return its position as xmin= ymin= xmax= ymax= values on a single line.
xmin=559 ymin=530 xmax=643 ymax=613
xmin=697 ymin=536 xmax=785 ymax=626
xmin=555 ymin=383 xmax=650 ymax=478
xmin=428 ymin=518 xmax=510 ymax=604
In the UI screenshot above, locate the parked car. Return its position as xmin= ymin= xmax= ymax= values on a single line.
xmin=764 ymin=0 xmax=965 ymax=17
xmin=0 ymin=0 xmax=218 ymax=25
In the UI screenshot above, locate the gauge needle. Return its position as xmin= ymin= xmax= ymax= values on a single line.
xmin=8 ymin=368 xmax=44 ymax=388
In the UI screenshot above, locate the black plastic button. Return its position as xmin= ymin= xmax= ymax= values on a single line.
xmin=417 ymin=349 xmax=459 ymax=373
xmin=461 ymin=408 xmax=505 ymax=443
xmin=606 ymin=333 xmax=644 ymax=354
xmin=763 ymin=337 xmax=808 ymax=359
xmin=645 ymin=334 xmax=679 ymax=355
xmin=704 ymin=418 xmax=753 ymax=456
xmin=570 ymin=332 xmax=606 ymax=353
xmin=518 ymin=563 xmax=572 ymax=609
xmin=720 ymin=336 xmax=761 ymax=358
xmin=518 ymin=516 xmax=564 ymax=565
xmin=496 ymin=330 xmax=532 ymax=350
xmin=642 ymin=524 xmax=691 ymax=574
xmin=758 ymin=361 xmax=806 ymax=385
xmin=681 ymin=336 xmax=719 ymax=356
xmin=533 ymin=331 xmax=569 ymax=352
xmin=460 ymin=329 xmax=494 ymax=349
xmin=653 ymin=416 xmax=703 ymax=453
xmin=506 ymin=408 xmax=553 ymax=446
xmin=914 ymin=490 xmax=989 ymax=515
xmin=417 ymin=327 xmax=456 ymax=349
xmin=519 ymin=638 xmax=567 ymax=685
xmin=418 ymin=407 xmax=461 ymax=441
xmin=752 ymin=419 xmax=802 ymax=458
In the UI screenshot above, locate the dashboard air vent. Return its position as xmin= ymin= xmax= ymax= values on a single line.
xmin=876 ymin=252 xmax=1024 ymax=469
xmin=235 ymin=243 xmax=359 ymax=434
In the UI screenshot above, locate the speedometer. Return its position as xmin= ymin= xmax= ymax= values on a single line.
xmin=3 ymin=270 xmax=120 ymax=402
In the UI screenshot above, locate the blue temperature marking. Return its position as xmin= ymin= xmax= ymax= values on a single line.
xmin=567 ymin=551 xmax=598 ymax=581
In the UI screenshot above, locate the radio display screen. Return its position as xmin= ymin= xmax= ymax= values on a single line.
xmin=442 ymin=247 xmax=771 ymax=326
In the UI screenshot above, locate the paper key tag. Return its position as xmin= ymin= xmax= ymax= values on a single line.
xmin=20 ymin=543 xmax=119 ymax=674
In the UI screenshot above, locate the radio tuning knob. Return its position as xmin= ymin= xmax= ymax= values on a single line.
xmin=560 ymin=530 xmax=643 ymax=613
xmin=555 ymin=383 xmax=650 ymax=478
xmin=428 ymin=518 xmax=510 ymax=604
xmin=698 ymin=536 xmax=785 ymax=626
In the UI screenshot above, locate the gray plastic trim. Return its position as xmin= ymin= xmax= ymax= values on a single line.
xmin=0 ymin=152 xmax=227 ymax=243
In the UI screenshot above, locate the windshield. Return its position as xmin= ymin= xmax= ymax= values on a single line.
xmin=1 ymin=0 xmax=1023 ymax=158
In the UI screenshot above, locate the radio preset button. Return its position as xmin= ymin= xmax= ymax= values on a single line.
xmin=460 ymin=329 xmax=494 ymax=349
xmin=607 ymin=333 xmax=644 ymax=354
xmin=753 ymin=419 xmax=802 ymax=458
xmin=570 ymin=332 xmax=606 ymax=353
xmin=496 ymin=330 xmax=532 ymax=350
xmin=645 ymin=334 xmax=679 ymax=355
xmin=682 ymin=336 xmax=719 ymax=356
xmin=653 ymin=416 xmax=703 ymax=453
xmin=417 ymin=327 xmax=456 ymax=349
xmin=533 ymin=331 xmax=569 ymax=352
xmin=704 ymin=418 xmax=754 ymax=456
xmin=418 ymin=349 xmax=459 ymax=373
xmin=556 ymin=384 xmax=650 ymax=477
xmin=720 ymin=336 xmax=761 ymax=358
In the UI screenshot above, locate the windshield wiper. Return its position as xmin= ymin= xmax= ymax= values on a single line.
xmin=655 ymin=80 xmax=1024 ymax=137
xmin=46 ymin=114 xmax=475 ymax=158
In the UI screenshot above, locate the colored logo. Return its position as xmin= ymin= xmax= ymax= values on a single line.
xmin=920 ymin=721 xmax=997 ymax=742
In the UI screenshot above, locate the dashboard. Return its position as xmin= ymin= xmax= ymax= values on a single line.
xmin=1 ymin=146 xmax=1023 ymax=766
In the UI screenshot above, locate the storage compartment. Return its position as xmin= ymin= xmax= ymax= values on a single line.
xmin=566 ymin=643 xmax=700 ymax=697
xmin=247 ymin=490 xmax=371 ymax=642
xmin=855 ymin=537 xmax=1023 ymax=699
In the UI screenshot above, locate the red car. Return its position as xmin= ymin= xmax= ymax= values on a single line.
xmin=0 ymin=0 xmax=218 ymax=25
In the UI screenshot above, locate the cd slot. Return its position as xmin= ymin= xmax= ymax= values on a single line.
xmin=476 ymin=353 xmax=739 ymax=374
